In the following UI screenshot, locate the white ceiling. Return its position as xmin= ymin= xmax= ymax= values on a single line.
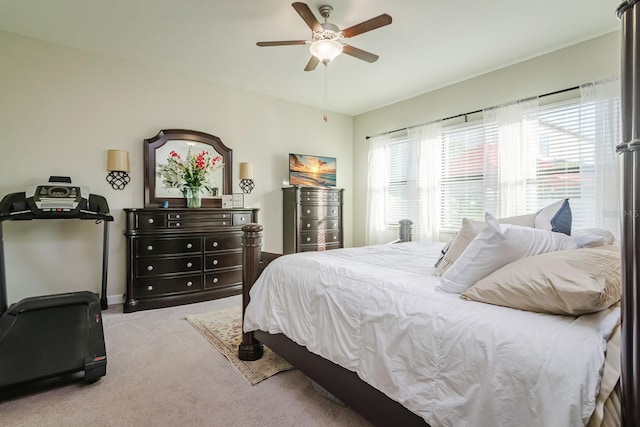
xmin=0 ymin=0 xmax=622 ymax=116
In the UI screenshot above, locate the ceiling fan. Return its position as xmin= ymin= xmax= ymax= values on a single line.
xmin=257 ymin=2 xmax=392 ymax=71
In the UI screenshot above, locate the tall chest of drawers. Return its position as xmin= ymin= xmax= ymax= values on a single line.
xmin=123 ymin=207 xmax=258 ymax=312
xmin=282 ymin=186 xmax=344 ymax=254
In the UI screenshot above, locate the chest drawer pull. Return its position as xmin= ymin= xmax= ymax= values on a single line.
xmin=186 ymin=281 xmax=193 ymax=287
xmin=147 ymin=265 xmax=154 ymax=271
xmin=306 ymin=237 xmax=311 ymax=242
xmin=212 ymin=259 xmax=219 ymax=266
xmin=176 ymin=214 xmax=181 ymax=219
xmin=212 ymin=277 xmax=219 ymax=284
xmin=148 ymin=218 xmax=154 ymax=224
xmin=333 ymin=235 xmax=337 ymax=240
xmin=175 ymin=222 xmax=181 ymax=227
xmin=147 ymin=285 xmax=154 ymax=291
xmin=306 ymin=223 xmax=311 ymax=228
xmin=187 ymin=262 xmax=193 ymax=268
xmin=212 ymin=241 xmax=219 ymax=248
xmin=186 ymin=243 xmax=193 ymax=249
xmin=146 ymin=245 xmax=153 ymax=251
xmin=306 ymin=209 xmax=311 ymax=214
xmin=222 ymin=221 xmax=227 ymax=226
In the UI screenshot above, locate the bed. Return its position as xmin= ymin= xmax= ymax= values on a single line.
xmin=238 ymin=216 xmax=623 ymax=427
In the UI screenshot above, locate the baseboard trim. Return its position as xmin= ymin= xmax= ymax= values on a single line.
xmin=107 ymin=294 xmax=124 ymax=306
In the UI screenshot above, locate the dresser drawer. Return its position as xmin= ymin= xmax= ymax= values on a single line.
xmin=136 ymin=237 xmax=202 ymax=256
xmin=168 ymin=219 xmax=232 ymax=228
xmin=136 ymin=214 xmax=167 ymax=229
xmin=136 ymin=274 xmax=202 ymax=298
xmin=137 ymin=255 xmax=202 ymax=277
xmin=300 ymin=205 xmax=340 ymax=218
xmin=204 ymin=233 xmax=242 ymax=252
xmin=204 ymin=268 xmax=242 ymax=289
xmin=300 ymin=230 xmax=340 ymax=245
xmin=300 ymin=218 xmax=340 ymax=232
xmin=301 ymin=242 xmax=341 ymax=252
xmin=204 ymin=252 xmax=242 ymax=270
xmin=233 ymin=212 xmax=252 ymax=225
xmin=299 ymin=189 xmax=341 ymax=204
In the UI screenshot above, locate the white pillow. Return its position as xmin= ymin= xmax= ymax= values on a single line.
xmin=437 ymin=212 xmax=579 ymax=294
xmin=433 ymin=213 xmax=536 ymax=276
xmin=572 ymin=228 xmax=616 ymax=248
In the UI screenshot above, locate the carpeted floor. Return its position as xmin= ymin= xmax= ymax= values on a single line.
xmin=186 ymin=306 xmax=294 ymax=385
xmin=0 ymin=295 xmax=372 ymax=427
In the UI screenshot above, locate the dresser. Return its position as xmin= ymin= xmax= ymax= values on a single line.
xmin=282 ymin=186 xmax=344 ymax=254
xmin=123 ymin=207 xmax=258 ymax=312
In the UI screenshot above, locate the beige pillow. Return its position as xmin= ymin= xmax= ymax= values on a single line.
xmin=461 ymin=246 xmax=621 ymax=316
xmin=433 ymin=213 xmax=536 ymax=276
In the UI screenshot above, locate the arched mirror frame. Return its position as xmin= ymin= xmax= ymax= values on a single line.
xmin=144 ymin=129 xmax=232 ymax=208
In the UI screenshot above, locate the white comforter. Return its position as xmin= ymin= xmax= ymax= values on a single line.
xmin=243 ymin=241 xmax=619 ymax=427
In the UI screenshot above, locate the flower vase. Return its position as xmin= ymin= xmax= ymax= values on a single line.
xmin=183 ymin=186 xmax=202 ymax=208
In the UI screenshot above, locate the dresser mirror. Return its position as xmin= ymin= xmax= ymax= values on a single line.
xmin=144 ymin=129 xmax=232 ymax=207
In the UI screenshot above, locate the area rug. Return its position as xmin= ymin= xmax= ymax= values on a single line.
xmin=186 ymin=305 xmax=294 ymax=385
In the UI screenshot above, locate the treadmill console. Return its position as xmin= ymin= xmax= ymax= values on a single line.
xmin=0 ymin=176 xmax=112 ymax=221
xmin=26 ymin=183 xmax=89 ymax=213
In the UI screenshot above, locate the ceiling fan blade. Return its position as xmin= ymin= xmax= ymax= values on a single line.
xmin=304 ymin=56 xmax=320 ymax=72
xmin=342 ymin=44 xmax=379 ymax=63
xmin=257 ymin=40 xmax=308 ymax=47
xmin=341 ymin=14 xmax=392 ymax=38
xmin=292 ymin=2 xmax=322 ymax=32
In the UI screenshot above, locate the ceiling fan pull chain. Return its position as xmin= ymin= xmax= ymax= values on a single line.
xmin=323 ymin=66 xmax=328 ymax=122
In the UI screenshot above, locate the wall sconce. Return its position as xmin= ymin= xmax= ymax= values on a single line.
xmin=106 ymin=149 xmax=130 ymax=190
xmin=239 ymin=162 xmax=254 ymax=194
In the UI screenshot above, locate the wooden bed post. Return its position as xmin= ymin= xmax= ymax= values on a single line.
xmin=238 ymin=223 xmax=264 ymax=361
xmin=399 ymin=219 xmax=413 ymax=242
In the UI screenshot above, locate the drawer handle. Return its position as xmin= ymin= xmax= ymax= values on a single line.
xmin=146 ymin=245 xmax=153 ymax=251
xmin=306 ymin=209 xmax=311 ymax=214
xmin=212 ymin=277 xmax=219 ymax=284
xmin=213 ymin=259 xmax=219 ymax=265
xmin=175 ymin=222 xmax=181 ymax=227
xmin=212 ymin=242 xmax=219 ymax=248
xmin=306 ymin=223 xmax=311 ymax=228
xmin=176 ymin=214 xmax=181 ymax=219
xmin=222 ymin=221 xmax=227 ymax=225
xmin=147 ymin=265 xmax=154 ymax=271
xmin=333 ymin=236 xmax=337 ymax=240
xmin=240 ymin=217 xmax=245 ymax=221
xmin=187 ymin=262 xmax=193 ymax=268
xmin=147 ymin=285 xmax=154 ymax=291
xmin=148 ymin=218 xmax=154 ymax=224
xmin=186 ymin=281 xmax=193 ymax=287
xmin=331 ymin=210 xmax=336 ymax=214
xmin=187 ymin=243 xmax=193 ymax=249
xmin=306 ymin=237 xmax=311 ymax=242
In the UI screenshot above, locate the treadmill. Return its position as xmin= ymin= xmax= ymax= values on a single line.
xmin=0 ymin=176 xmax=113 ymax=388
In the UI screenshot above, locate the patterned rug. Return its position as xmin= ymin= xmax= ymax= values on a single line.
xmin=186 ymin=306 xmax=294 ymax=385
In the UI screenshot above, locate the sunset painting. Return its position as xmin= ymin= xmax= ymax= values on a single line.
xmin=289 ymin=154 xmax=337 ymax=187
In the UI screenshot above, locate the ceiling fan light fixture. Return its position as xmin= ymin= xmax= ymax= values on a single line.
xmin=310 ymin=39 xmax=343 ymax=65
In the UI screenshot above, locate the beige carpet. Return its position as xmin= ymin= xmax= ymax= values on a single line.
xmin=186 ymin=305 xmax=294 ymax=385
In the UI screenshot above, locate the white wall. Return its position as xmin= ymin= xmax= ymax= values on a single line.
xmin=0 ymin=31 xmax=353 ymax=305
xmin=352 ymin=31 xmax=622 ymax=247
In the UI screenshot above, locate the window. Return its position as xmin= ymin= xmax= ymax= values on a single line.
xmin=368 ymin=78 xmax=620 ymax=244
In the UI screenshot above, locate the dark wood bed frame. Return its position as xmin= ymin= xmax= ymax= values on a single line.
xmin=237 ymin=4 xmax=640 ymax=425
